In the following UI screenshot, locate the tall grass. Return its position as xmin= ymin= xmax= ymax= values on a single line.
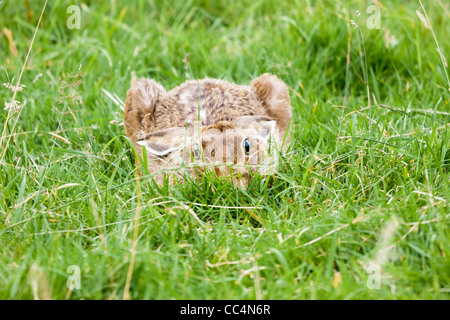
xmin=0 ymin=0 xmax=449 ymax=299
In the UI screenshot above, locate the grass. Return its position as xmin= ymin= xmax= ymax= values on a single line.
xmin=0 ymin=0 xmax=449 ymax=299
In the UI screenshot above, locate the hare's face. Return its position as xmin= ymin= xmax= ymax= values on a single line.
xmin=137 ymin=116 xmax=279 ymax=187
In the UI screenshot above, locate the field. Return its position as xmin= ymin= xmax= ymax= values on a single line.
xmin=0 ymin=0 xmax=449 ymax=299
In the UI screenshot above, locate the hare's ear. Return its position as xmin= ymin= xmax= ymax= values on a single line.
xmin=137 ymin=127 xmax=191 ymax=157
xmin=124 ymin=78 xmax=167 ymax=144
xmin=129 ymin=78 xmax=166 ymax=114
xmin=250 ymin=73 xmax=292 ymax=133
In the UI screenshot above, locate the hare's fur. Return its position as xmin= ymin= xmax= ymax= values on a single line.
xmin=124 ymin=73 xmax=292 ymax=186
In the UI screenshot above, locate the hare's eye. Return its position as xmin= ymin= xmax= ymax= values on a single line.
xmin=193 ymin=143 xmax=201 ymax=159
xmin=243 ymin=139 xmax=250 ymax=155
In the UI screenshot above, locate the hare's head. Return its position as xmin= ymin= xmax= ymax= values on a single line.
xmin=137 ymin=116 xmax=280 ymax=187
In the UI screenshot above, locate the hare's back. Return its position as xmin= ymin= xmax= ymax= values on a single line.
xmin=169 ymin=78 xmax=263 ymax=126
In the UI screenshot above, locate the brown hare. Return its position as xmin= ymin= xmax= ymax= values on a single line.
xmin=124 ymin=73 xmax=292 ymax=186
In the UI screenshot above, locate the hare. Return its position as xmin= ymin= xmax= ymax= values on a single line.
xmin=124 ymin=73 xmax=292 ymax=186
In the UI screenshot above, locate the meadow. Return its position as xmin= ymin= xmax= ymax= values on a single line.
xmin=0 ymin=0 xmax=449 ymax=299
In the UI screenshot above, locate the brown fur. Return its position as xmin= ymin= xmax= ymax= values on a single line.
xmin=123 ymin=74 xmax=292 ymax=186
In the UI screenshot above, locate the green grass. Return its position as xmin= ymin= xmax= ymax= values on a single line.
xmin=0 ymin=0 xmax=449 ymax=299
